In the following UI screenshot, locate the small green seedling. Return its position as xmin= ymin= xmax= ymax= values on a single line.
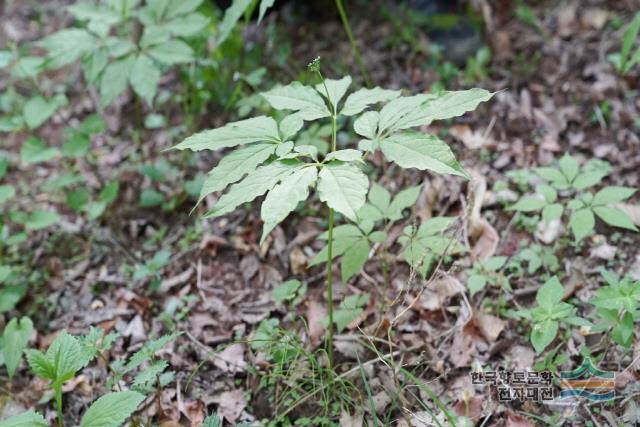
xmin=38 ymin=0 xmax=209 ymax=106
xmin=1 ymin=316 xmax=33 ymax=378
xmin=466 ymin=256 xmax=510 ymax=296
xmin=272 ymin=279 xmax=307 ymax=307
xmin=399 ymin=216 xmax=466 ymax=278
xmin=513 ymin=244 xmax=559 ymax=276
xmin=590 ymin=270 xmax=640 ymax=348
xmin=509 ymin=154 xmax=638 ymax=241
xmin=608 ymin=12 xmax=640 ymax=75
xmin=517 ymin=276 xmax=586 ymax=353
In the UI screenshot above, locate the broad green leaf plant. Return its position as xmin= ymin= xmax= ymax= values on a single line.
xmin=1 ymin=328 xmax=177 ymax=427
xmin=38 ymin=0 xmax=209 ymax=106
xmin=509 ymin=154 xmax=638 ymax=241
xmin=173 ymin=58 xmax=493 ymax=365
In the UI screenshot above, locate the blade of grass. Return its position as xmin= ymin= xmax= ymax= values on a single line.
xmin=356 ymin=352 xmax=380 ymax=427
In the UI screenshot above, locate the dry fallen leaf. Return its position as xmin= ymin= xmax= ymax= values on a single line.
xmin=289 ymin=246 xmax=307 ymax=275
xmin=213 ymin=343 xmax=246 ymax=373
xmin=450 ymin=324 xmax=477 ymax=367
xmin=420 ymin=275 xmax=465 ymax=311
xmin=339 ymin=409 xmax=364 ymax=427
xmin=306 ymin=301 xmax=327 ymax=347
xmin=217 ymin=389 xmax=246 ymax=424
xmin=473 ymin=312 xmax=506 ymax=342
xmin=506 ymin=411 xmax=535 ymax=427
xmin=449 ymin=124 xmax=492 ymax=149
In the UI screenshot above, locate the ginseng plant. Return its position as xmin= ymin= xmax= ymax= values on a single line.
xmin=172 ymin=58 xmax=493 ymax=366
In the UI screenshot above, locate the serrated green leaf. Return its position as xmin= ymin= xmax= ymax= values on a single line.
xmin=572 ymin=170 xmax=606 ymax=190
xmin=100 ymin=55 xmax=135 ymax=106
xmin=205 ymin=161 xmax=300 ymax=218
xmin=200 ymin=143 xmax=276 ymax=202
xmin=570 ymin=208 xmax=595 ymax=241
xmin=279 ymin=115 xmax=304 ymax=140
xmin=38 ymin=29 xmax=96 ymax=68
xmin=148 ymin=40 xmax=193 ymax=64
xmin=593 ymin=206 xmax=638 ymax=231
xmin=25 ymin=349 xmax=55 ymax=381
xmin=309 ymin=225 xmax=364 ymax=266
xmin=21 ymin=137 xmax=59 ymax=164
xmin=380 ymin=133 xmax=467 ymax=178
xmin=508 ymin=196 xmax=546 ymax=212
xmin=80 ymin=391 xmax=145 ymax=427
xmin=272 ymin=279 xmax=302 ymax=304
xmin=133 ymin=360 xmax=168 ymax=388
xmin=23 ymin=96 xmax=64 ymax=129
xmin=531 ymin=319 xmax=558 ymax=353
xmin=261 ymin=82 xmax=331 ymax=121
xmin=166 ymin=0 xmax=203 ymax=18
xmin=353 ymin=111 xmax=379 ymax=139
xmin=593 ymin=186 xmax=636 ymax=206
xmin=317 ymin=163 xmax=368 ymax=221
xmin=542 ymin=203 xmax=563 ymax=223
xmin=468 ymin=274 xmax=487 ymax=296
xmin=535 ymin=166 xmax=569 ymax=188
xmin=387 ymin=185 xmax=421 ymax=221
xmin=174 ymin=116 xmax=280 ymax=151
xmin=341 ymin=239 xmax=370 ymax=282
xmin=315 ymin=76 xmax=351 ymax=113
xmin=388 ymin=89 xmax=493 ymax=132
xmin=25 ymin=211 xmax=60 ymax=231
xmin=3 ymin=317 xmax=33 ymax=377
xmin=334 ymin=294 xmax=370 ymax=331
xmin=559 ymin=154 xmax=579 ymax=182
xmin=129 ymin=54 xmax=160 ymax=105
xmin=0 ymin=184 xmax=16 ymax=205
xmin=200 ymin=415 xmax=222 ymax=427
xmin=324 ymin=149 xmax=362 ymax=162
xmin=367 ymin=183 xmax=391 ymax=214
xmin=537 ymin=184 xmax=557 ymax=203
xmin=0 ymin=411 xmax=48 ymax=427
xmin=536 ymin=276 xmax=564 ymax=308
xmin=163 ymin=13 xmax=209 ymax=37
xmin=217 ymin=0 xmax=252 ymax=46
xmin=377 ymin=94 xmax=430 ymax=133
xmin=260 ymin=166 xmax=317 ymax=243
xmin=340 ymin=87 xmax=401 ymax=116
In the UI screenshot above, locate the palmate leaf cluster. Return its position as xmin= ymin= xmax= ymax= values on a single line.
xmin=509 ymin=154 xmax=638 ymax=241
xmin=174 ymin=75 xmax=493 ymax=245
xmin=38 ymin=0 xmax=208 ymax=106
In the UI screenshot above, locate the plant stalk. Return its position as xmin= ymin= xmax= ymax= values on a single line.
xmin=54 ymin=384 xmax=63 ymax=427
xmin=326 ymin=113 xmax=338 ymax=368
xmin=334 ymin=0 xmax=372 ymax=88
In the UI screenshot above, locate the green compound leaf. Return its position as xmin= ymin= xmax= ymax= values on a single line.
xmin=80 ymin=391 xmax=145 ymax=427
xmin=340 ymin=87 xmax=401 ymax=116
xmin=0 ymin=411 xmax=48 ymax=427
xmin=204 ymin=161 xmax=301 ymax=218
xmin=261 ymin=82 xmax=331 ymax=121
xmin=3 ymin=316 xmax=33 ymax=378
xmin=148 ymin=40 xmax=194 ymax=65
xmin=260 ymin=166 xmax=318 ymax=243
xmin=380 ymin=133 xmax=467 ymax=178
xmin=531 ymin=319 xmax=558 ymax=354
xmin=199 ymin=143 xmax=276 ymax=201
xmin=592 ymin=186 xmax=636 ymax=206
xmin=593 ymin=206 xmax=638 ymax=231
xmin=129 ymin=54 xmax=160 ymax=105
xmin=174 ymin=116 xmax=280 ymax=151
xmin=570 ymin=208 xmax=595 ymax=241
xmin=315 ymin=76 xmax=351 ymax=113
xmin=386 ymin=88 xmax=493 ymax=132
xmin=317 ymin=163 xmax=369 ymax=221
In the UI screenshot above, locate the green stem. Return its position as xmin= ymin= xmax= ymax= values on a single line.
xmin=334 ymin=0 xmax=372 ymax=88
xmin=54 ymin=384 xmax=63 ymax=427
xmin=326 ymin=113 xmax=338 ymax=369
